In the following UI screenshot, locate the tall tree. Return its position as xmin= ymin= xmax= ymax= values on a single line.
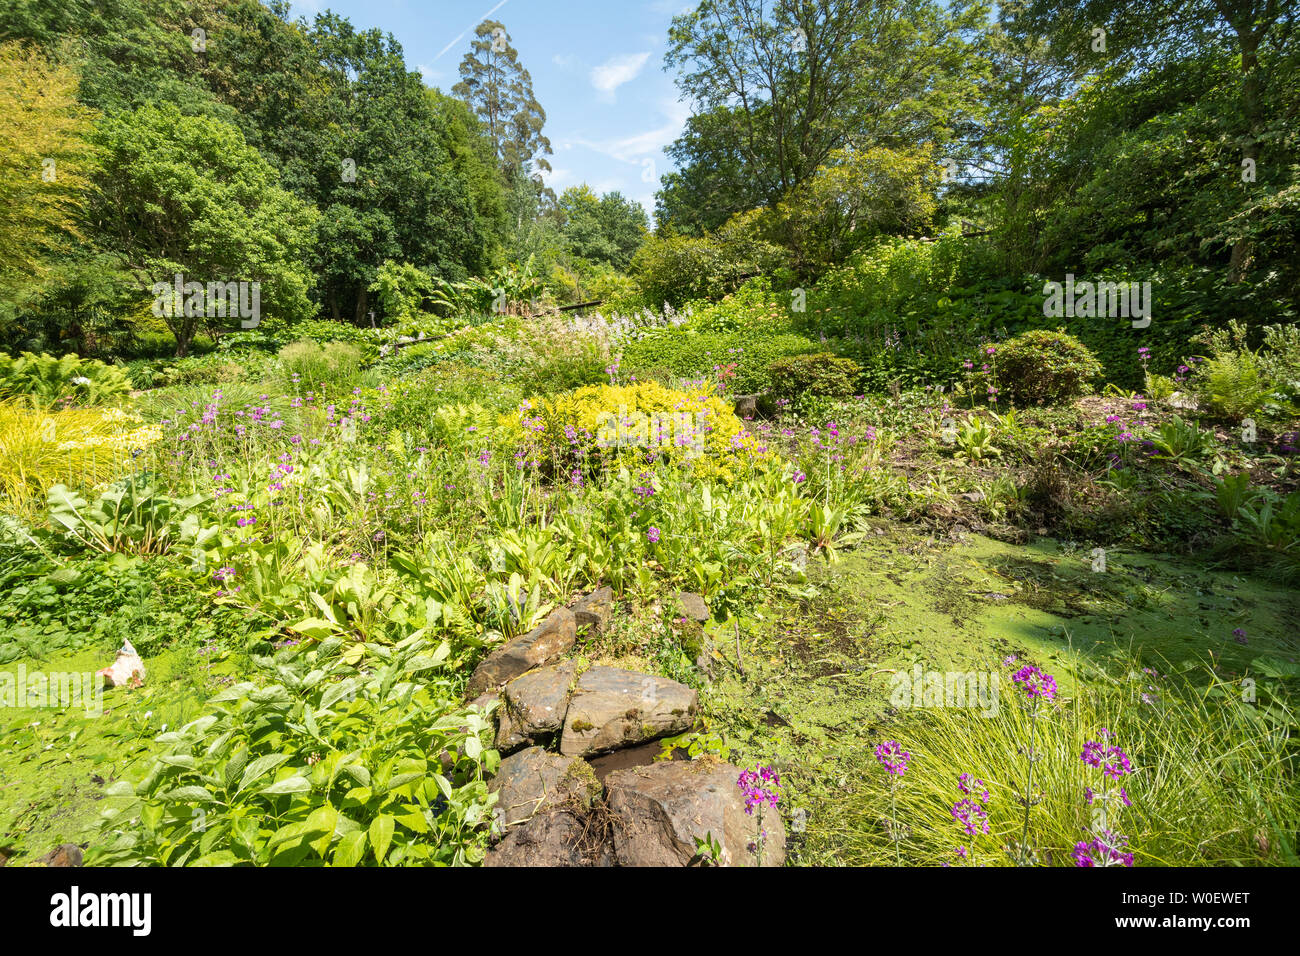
xmin=559 ymin=186 xmax=649 ymax=270
xmin=89 ymin=103 xmax=317 ymax=356
xmin=0 ymin=42 xmax=97 ymax=318
xmin=452 ymin=20 xmax=553 ymax=183
xmin=662 ymin=0 xmax=987 ymax=220
xmin=302 ymin=13 xmax=497 ymax=322
xmin=1022 ymin=0 xmax=1296 ymax=280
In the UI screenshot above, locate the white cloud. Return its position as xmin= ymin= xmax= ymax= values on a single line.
xmin=572 ymin=98 xmax=689 ymax=164
xmin=553 ymin=53 xmax=580 ymax=70
xmin=542 ymin=167 xmax=576 ymax=190
xmin=417 ymin=64 xmax=443 ymax=86
xmin=590 ymin=52 xmax=652 ymax=100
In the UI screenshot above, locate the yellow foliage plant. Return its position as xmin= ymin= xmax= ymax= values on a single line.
xmin=0 ymin=399 xmax=161 ymax=521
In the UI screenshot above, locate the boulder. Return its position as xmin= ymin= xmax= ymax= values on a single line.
xmin=489 ymin=746 xmax=601 ymax=829
xmin=605 ymin=761 xmax=786 ymax=867
xmin=733 ymin=394 xmax=760 ymax=420
xmin=482 ymin=810 xmax=609 ymax=867
xmin=673 ymin=591 xmax=710 ymax=623
xmin=572 ymin=587 xmax=614 ymax=638
xmin=560 ymin=666 xmax=697 ymax=758
xmin=36 ymin=844 xmax=84 ymax=867
xmin=495 ymin=661 xmax=577 ymax=753
xmin=465 ymin=607 xmax=577 ymax=698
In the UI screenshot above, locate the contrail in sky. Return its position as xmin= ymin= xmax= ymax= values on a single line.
xmin=434 ymin=0 xmax=511 ymax=60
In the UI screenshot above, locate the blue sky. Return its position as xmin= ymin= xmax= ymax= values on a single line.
xmin=287 ymin=0 xmax=697 ymax=217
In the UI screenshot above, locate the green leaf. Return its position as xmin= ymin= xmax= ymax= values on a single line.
xmin=237 ymin=753 xmax=292 ymax=795
xmin=305 ymin=804 xmax=339 ymax=858
xmin=333 ymin=829 xmax=368 ymax=868
xmin=369 ymin=814 xmax=395 ymax=864
xmin=259 ymin=775 xmax=313 ymax=797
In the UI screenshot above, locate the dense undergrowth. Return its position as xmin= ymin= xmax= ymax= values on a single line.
xmin=1 ymin=283 xmax=1297 ymax=867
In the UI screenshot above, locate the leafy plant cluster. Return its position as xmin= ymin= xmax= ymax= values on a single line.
xmin=0 ymin=351 xmax=132 ymax=406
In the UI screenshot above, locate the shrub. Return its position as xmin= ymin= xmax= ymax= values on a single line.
xmin=0 ymin=351 xmax=132 ymax=406
xmin=505 ymin=382 xmax=769 ymax=480
xmin=767 ymin=352 xmax=862 ymax=401
xmin=631 ymin=212 xmax=784 ymax=309
xmin=990 ymin=330 xmax=1103 ymax=405
xmin=816 ymin=654 xmax=1299 ymax=866
xmin=0 ymin=400 xmax=156 ymax=520
xmin=688 ymin=277 xmax=796 ymax=334
xmin=621 ymin=328 xmax=820 ymax=394
xmin=278 ymin=340 xmax=364 ymax=393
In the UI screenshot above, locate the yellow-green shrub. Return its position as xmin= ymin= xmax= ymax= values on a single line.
xmin=502 ymin=382 xmax=770 ymax=479
xmin=0 ymin=400 xmax=160 ymax=520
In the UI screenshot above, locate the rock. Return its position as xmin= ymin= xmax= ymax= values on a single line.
xmin=606 ymin=761 xmax=786 ymax=867
xmin=495 ymin=661 xmax=577 ymax=753
xmin=560 ymin=666 xmax=697 ymax=758
xmin=482 ymin=810 xmax=609 ymax=867
xmin=733 ymin=394 xmax=759 ymax=420
xmin=465 ymin=607 xmax=577 ymax=698
xmin=489 ymin=746 xmax=601 ymax=829
xmin=779 ymin=543 xmax=808 ymax=572
xmin=572 ymin=586 xmax=614 ymax=638
xmin=97 ymin=640 xmax=145 ymax=689
xmin=36 ymin=844 xmax=84 ymax=867
xmin=673 ymin=591 xmax=710 ymax=623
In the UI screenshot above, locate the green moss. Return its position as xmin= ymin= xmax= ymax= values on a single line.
xmin=703 ymin=526 xmax=1300 ymax=864
xmin=0 ymin=645 xmax=225 ymax=864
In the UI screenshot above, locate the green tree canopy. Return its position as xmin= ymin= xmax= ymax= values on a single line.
xmin=89 ymin=102 xmax=318 ymax=355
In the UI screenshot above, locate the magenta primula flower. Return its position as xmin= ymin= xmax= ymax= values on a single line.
xmin=875 ymin=740 xmax=910 ymax=776
xmin=1012 ymin=665 xmax=1057 ymax=701
xmin=1081 ymin=739 xmax=1132 ymax=779
xmin=1073 ymin=831 xmax=1134 ymax=867
xmin=951 ymin=798 xmax=990 ymax=836
xmin=957 ymin=773 xmax=989 ymax=801
xmin=737 ymin=766 xmax=781 ymax=816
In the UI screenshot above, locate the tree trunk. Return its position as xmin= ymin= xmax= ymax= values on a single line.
xmin=353 ymin=287 xmax=368 ymax=326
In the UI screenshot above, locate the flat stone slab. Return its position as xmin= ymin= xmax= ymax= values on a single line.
xmin=482 ymin=810 xmax=601 ymax=867
xmin=489 ymin=746 xmax=601 ymax=829
xmin=605 ymin=760 xmax=787 ymax=867
xmin=496 ymin=661 xmax=577 ymax=753
xmin=673 ymin=591 xmax=709 ymax=623
xmin=560 ymin=666 xmax=697 ymax=758
xmin=465 ymin=607 xmax=576 ymax=698
xmin=572 ymin=586 xmax=614 ymax=638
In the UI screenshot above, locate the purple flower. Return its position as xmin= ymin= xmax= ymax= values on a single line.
xmin=951 ymin=798 xmax=990 ymax=836
xmin=875 ymin=740 xmax=910 ymax=776
xmin=737 ymin=766 xmax=781 ymax=815
xmin=1012 ymin=665 xmax=1057 ymax=701
xmin=1081 ymin=739 xmax=1131 ymax=779
xmin=957 ymin=773 xmax=989 ymax=801
xmin=1073 ymin=831 xmax=1134 ymax=867
xmin=646 ymin=527 xmax=660 ymax=544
